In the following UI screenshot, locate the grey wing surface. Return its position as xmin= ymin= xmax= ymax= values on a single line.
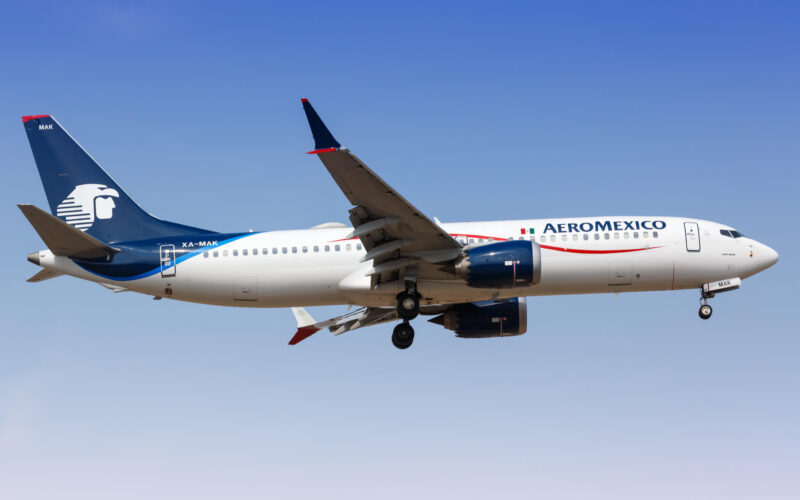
xmin=301 ymin=99 xmax=462 ymax=288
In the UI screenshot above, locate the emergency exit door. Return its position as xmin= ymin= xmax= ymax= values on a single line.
xmin=684 ymin=222 xmax=701 ymax=252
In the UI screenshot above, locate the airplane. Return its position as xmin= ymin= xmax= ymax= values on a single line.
xmin=19 ymin=101 xmax=779 ymax=349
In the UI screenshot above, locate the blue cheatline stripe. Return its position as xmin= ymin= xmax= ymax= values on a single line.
xmin=77 ymin=233 xmax=258 ymax=282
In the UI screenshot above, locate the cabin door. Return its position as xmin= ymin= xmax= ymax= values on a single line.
xmin=684 ymin=222 xmax=701 ymax=252
xmin=159 ymin=244 xmax=176 ymax=277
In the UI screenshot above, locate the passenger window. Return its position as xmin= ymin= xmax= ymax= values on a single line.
xmin=302 ymin=246 xmax=308 ymax=253
xmin=233 ymin=249 xmax=238 ymax=256
xmin=324 ymin=245 xmax=330 ymax=252
xmin=561 ymin=234 xmax=567 ymax=242
xmin=242 ymin=249 xmax=248 ymax=256
xmin=356 ymin=244 xmax=362 ymax=250
xmin=335 ymin=245 xmax=341 ymax=251
xmin=223 ymin=250 xmax=229 ymax=257
xmin=346 ymin=244 xmax=352 ymax=251
xmin=292 ymin=247 xmax=298 ymax=254
xmin=282 ymin=247 xmax=287 ymax=254
xmin=468 ymin=239 xmax=474 ymax=244
xmin=213 ymin=250 xmax=219 ymax=257
xmin=583 ymin=234 xmax=589 ymax=241
xmin=550 ymin=235 xmax=556 ymax=242
xmin=313 ymin=245 xmax=319 ymax=252
xmin=540 ymin=235 xmax=546 ymax=242
xmin=604 ymin=233 xmax=610 ymax=240
xmin=272 ymin=248 xmax=278 ymax=254
xmin=643 ymin=231 xmax=649 ymax=238
xmin=614 ymin=233 xmax=619 ymax=239
xmin=653 ymin=231 xmax=658 ymax=238
xmin=594 ymin=234 xmax=600 ymax=240
xmin=572 ymin=234 xmax=578 ymax=241
xmin=633 ymin=232 xmax=639 ymax=239
xmin=624 ymin=232 xmax=629 ymax=239
xmin=253 ymin=248 xmax=258 ymax=255
xmin=263 ymin=248 xmax=268 ymax=254
xmin=479 ymin=238 xmax=484 ymax=243
xmin=203 ymin=251 xmax=209 ymax=258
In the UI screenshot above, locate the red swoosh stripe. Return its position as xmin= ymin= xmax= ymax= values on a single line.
xmin=332 ymin=232 xmax=661 ymax=254
xmin=540 ymin=244 xmax=662 ymax=254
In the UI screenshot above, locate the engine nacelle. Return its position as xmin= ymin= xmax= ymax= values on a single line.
xmin=430 ymin=298 xmax=528 ymax=338
xmin=455 ymin=240 xmax=541 ymax=288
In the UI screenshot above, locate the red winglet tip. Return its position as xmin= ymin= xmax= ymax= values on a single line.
xmin=306 ymin=147 xmax=338 ymax=155
xmin=289 ymin=326 xmax=320 ymax=345
xmin=301 ymin=98 xmax=309 ymax=103
xmin=22 ymin=115 xmax=50 ymax=123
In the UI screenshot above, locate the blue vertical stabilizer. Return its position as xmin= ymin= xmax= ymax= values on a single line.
xmin=22 ymin=115 xmax=215 ymax=243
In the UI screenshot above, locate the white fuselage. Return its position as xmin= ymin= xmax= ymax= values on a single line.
xmin=33 ymin=216 xmax=778 ymax=308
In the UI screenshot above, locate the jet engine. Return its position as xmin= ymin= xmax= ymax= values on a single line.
xmin=454 ymin=240 xmax=541 ymax=288
xmin=429 ymin=298 xmax=528 ymax=338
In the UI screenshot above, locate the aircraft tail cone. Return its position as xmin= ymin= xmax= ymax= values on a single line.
xmin=27 ymin=252 xmax=40 ymax=265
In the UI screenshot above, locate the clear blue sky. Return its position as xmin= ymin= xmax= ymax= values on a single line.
xmin=1 ymin=2 xmax=798 ymax=499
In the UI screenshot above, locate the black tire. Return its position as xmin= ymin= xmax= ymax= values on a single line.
xmin=392 ymin=322 xmax=415 ymax=349
xmin=396 ymin=291 xmax=419 ymax=320
xmin=699 ymin=304 xmax=713 ymax=320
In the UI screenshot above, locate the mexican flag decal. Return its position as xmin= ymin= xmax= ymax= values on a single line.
xmin=520 ymin=227 xmax=535 ymax=235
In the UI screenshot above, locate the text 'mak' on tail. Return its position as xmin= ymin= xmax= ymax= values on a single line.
xmin=22 ymin=115 xmax=215 ymax=244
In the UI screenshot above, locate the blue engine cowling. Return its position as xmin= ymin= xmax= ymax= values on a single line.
xmin=430 ymin=298 xmax=528 ymax=338
xmin=455 ymin=240 xmax=542 ymax=288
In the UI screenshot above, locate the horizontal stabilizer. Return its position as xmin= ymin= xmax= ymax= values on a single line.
xmin=18 ymin=204 xmax=119 ymax=259
xmin=26 ymin=268 xmax=63 ymax=282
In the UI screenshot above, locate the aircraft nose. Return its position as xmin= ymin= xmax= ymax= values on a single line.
xmin=758 ymin=243 xmax=779 ymax=270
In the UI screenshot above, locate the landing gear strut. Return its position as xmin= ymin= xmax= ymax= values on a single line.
xmin=392 ymin=321 xmax=415 ymax=349
xmin=394 ymin=276 xmax=419 ymax=348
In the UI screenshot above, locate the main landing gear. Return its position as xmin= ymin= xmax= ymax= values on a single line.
xmin=393 ymin=282 xmax=420 ymax=349
xmin=392 ymin=321 xmax=415 ymax=349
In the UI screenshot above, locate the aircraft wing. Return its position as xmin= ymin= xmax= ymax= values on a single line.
xmin=301 ymin=99 xmax=462 ymax=286
xmin=289 ymin=306 xmax=398 ymax=345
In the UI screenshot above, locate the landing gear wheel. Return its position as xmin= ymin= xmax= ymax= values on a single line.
xmin=396 ymin=291 xmax=419 ymax=320
xmin=699 ymin=304 xmax=713 ymax=320
xmin=392 ymin=322 xmax=415 ymax=349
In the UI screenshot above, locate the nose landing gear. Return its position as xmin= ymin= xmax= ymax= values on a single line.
xmin=699 ymin=303 xmax=713 ymax=320
xmin=698 ymin=289 xmax=713 ymax=320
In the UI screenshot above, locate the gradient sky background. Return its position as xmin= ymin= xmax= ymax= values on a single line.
xmin=1 ymin=1 xmax=798 ymax=499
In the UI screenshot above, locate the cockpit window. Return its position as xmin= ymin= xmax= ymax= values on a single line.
xmin=720 ymin=229 xmax=745 ymax=238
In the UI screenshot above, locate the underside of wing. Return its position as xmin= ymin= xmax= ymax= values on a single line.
xmin=289 ymin=306 xmax=398 ymax=345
